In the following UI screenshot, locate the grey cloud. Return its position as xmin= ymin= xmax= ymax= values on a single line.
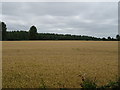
xmin=2 ymin=2 xmax=118 ymax=38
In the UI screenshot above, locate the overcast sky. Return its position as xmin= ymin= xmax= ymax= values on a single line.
xmin=1 ymin=2 xmax=118 ymax=38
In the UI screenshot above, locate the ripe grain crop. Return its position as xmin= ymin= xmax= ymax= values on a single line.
xmin=2 ymin=41 xmax=118 ymax=88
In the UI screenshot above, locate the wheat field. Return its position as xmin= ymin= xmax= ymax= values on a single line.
xmin=2 ymin=41 xmax=118 ymax=88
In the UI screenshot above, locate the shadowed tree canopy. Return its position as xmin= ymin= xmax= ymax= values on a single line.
xmin=107 ymin=36 xmax=112 ymax=41
xmin=2 ymin=22 xmax=7 ymax=40
xmin=116 ymin=34 xmax=120 ymax=41
xmin=29 ymin=26 xmax=38 ymax=40
xmin=1 ymin=22 xmax=119 ymax=41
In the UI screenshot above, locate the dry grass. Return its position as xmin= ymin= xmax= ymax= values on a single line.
xmin=2 ymin=41 xmax=118 ymax=88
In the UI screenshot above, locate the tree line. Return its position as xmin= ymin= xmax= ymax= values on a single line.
xmin=1 ymin=22 xmax=120 ymax=41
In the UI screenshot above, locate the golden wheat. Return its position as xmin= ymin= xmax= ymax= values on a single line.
xmin=2 ymin=41 xmax=118 ymax=88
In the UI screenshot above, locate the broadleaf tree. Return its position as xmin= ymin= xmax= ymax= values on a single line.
xmin=29 ymin=26 xmax=38 ymax=40
xmin=2 ymin=22 xmax=7 ymax=40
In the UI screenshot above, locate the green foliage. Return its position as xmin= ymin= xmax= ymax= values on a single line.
xmin=1 ymin=21 xmax=119 ymax=41
xmin=100 ymin=81 xmax=119 ymax=88
xmin=116 ymin=34 xmax=120 ymax=41
xmin=7 ymin=31 xmax=29 ymax=40
xmin=6 ymin=32 xmax=104 ymax=41
xmin=37 ymin=33 xmax=101 ymax=40
xmin=80 ymin=76 xmax=97 ymax=88
xmin=39 ymin=78 xmax=46 ymax=89
xmin=107 ymin=36 xmax=112 ymax=41
xmin=29 ymin=26 xmax=38 ymax=40
xmin=1 ymin=22 xmax=7 ymax=40
xmin=81 ymin=79 xmax=97 ymax=88
xmin=80 ymin=76 xmax=120 ymax=89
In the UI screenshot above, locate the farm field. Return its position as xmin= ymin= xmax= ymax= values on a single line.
xmin=2 ymin=41 xmax=118 ymax=88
